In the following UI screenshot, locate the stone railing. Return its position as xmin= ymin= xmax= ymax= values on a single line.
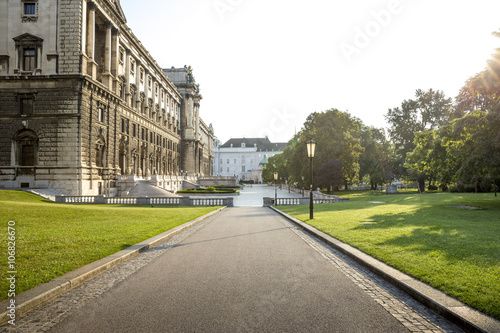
xmin=263 ymin=197 xmax=348 ymax=207
xmin=55 ymin=195 xmax=233 ymax=207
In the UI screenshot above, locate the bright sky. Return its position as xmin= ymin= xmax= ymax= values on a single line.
xmin=120 ymin=0 xmax=500 ymax=144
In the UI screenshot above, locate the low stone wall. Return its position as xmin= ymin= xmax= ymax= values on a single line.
xmin=55 ymin=195 xmax=233 ymax=207
xmin=263 ymin=197 xmax=349 ymax=207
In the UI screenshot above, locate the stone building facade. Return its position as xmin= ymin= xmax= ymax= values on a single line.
xmin=214 ymin=138 xmax=287 ymax=183
xmin=0 ymin=0 xmax=214 ymax=196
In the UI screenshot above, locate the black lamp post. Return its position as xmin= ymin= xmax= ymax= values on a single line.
xmin=307 ymin=140 xmax=316 ymax=219
xmin=274 ymin=171 xmax=278 ymax=205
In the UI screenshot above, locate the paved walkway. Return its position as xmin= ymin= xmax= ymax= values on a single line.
xmin=7 ymin=207 xmax=462 ymax=332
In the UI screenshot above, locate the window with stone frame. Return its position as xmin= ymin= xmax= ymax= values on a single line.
xmin=21 ymin=0 xmax=38 ymax=22
xmin=13 ymin=33 xmax=43 ymax=74
xmin=20 ymin=97 xmax=33 ymax=115
xmin=15 ymin=130 xmax=38 ymax=167
xmin=140 ymin=68 xmax=144 ymax=83
xmin=130 ymin=58 xmax=135 ymax=75
xmin=119 ymin=47 xmax=124 ymax=65
xmin=17 ymin=93 xmax=36 ymax=115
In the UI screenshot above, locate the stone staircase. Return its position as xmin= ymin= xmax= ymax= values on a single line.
xmin=126 ymin=181 xmax=181 ymax=198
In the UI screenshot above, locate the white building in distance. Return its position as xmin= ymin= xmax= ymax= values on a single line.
xmin=214 ymin=138 xmax=287 ymax=183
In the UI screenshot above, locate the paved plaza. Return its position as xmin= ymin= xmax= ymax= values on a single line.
xmin=233 ymin=184 xmax=304 ymax=206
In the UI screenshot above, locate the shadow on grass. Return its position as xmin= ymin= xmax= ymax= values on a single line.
xmin=352 ymin=205 xmax=500 ymax=264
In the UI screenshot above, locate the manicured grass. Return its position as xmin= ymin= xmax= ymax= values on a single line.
xmin=0 ymin=190 xmax=220 ymax=301
xmin=278 ymin=191 xmax=500 ymax=320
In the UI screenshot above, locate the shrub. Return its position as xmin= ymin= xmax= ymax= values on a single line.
xmin=480 ymin=177 xmax=492 ymax=193
xmin=464 ymin=184 xmax=475 ymax=193
xmin=428 ymin=185 xmax=438 ymax=191
xmin=206 ymin=187 xmax=216 ymax=192
xmin=449 ymin=185 xmax=459 ymax=193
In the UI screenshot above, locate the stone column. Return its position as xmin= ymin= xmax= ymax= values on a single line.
xmin=103 ymin=22 xmax=113 ymax=88
xmin=124 ymin=50 xmax=131 ymax=105
xmin=87 ymin=2 xmax=97 ymax=79
xmin=135 ymin=64 xmax=141 ymax=110
xmin=144 ymin=72 xmax=150 ymax=116
xmin=35 ymin=46 xmax=42 ymax=73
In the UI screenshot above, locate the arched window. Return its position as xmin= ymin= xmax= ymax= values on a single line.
xmin=14 ymin=130 xmax=39 ymax=167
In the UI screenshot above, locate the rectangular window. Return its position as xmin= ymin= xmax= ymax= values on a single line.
xmin=119 ymin=48 xmax=124 ymax=64
xmin=23 ymin=49 xmax=36 ymax=71
xmin=242 ymin=166 xmax=245 ymax=172
xmin=98 ymin=108 xmax=104 ymax=122
xmin=121 ymin=118 xmax=125 ymax=132
xmin=21 ymin=145 xmax=35 ymax=166
xmin=227 ymin=159 xmax=229 ymax=164
xmin=24 ymin=3 xmax=36 ymax=15
xmin=227 ymin=167 xmax=229 ymax=172
xmin=130 ymin=59 xmax=135 ymax=75
xmin=141 ymin=128 xmax=145 ymax=140
xmin=140 ymin=68 xmax=144 ymax=82
xmin=132 ymin=124 xmax=136 ymax=137
xmin=20 ymin=98 xmax=33 ymax=115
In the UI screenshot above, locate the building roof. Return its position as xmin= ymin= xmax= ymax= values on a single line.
xmin=220 ymin=137 xmax=287 ymax=151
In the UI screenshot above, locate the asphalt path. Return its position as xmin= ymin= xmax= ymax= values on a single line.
xmin=50 ymin=207 xmax=408 ymax=332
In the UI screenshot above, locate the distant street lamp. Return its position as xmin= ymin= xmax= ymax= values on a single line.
xmin=274 ymin=171 xmax=279 ymax=205
xmin=301 ymin=175 xmax=305 ymax=196
xmin=307 ymin=140 xmax=317 ymax=219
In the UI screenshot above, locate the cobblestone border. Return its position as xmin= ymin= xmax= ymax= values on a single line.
xmin=0 ymin=206 xmax=226 ymax=327
xmin=270 ymin=206 xmax=500 ymax=333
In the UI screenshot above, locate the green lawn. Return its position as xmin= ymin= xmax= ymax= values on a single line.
xmin=0 ymin=190 xmax=220 ymax=300
xmin=278 ymin=191 xmax=500 ymax=320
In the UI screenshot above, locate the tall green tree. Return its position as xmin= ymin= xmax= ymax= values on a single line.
xmin=405 ymin=130 xmax=449 ymax=192
xmin=315 ymin=159 xmax=343 ymax=193
xmin=288 ymin=109 xmax=364 ymax=189
xmin=262 ymin=150 xmax=289 ymax=184
xmin=385 ymin=88 xmax=452 ymax=182
xmin=358 ymin=126 xmax=391 ymax=189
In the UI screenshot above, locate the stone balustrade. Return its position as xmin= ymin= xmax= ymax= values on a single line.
xmin=263 ymin=196 xmax=349 ymax=207
xmin=55 ymin=195 xmax=233 ymax=207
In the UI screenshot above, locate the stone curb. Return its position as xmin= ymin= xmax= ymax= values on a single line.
xmin=270 ymin=206 xmax=500 ymax=333
xmin=0 ymin=206 xmax=226 ymax=326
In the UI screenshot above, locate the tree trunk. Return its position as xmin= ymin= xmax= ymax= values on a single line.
xmin=418 ymin=179 xmax=425 ymax=193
